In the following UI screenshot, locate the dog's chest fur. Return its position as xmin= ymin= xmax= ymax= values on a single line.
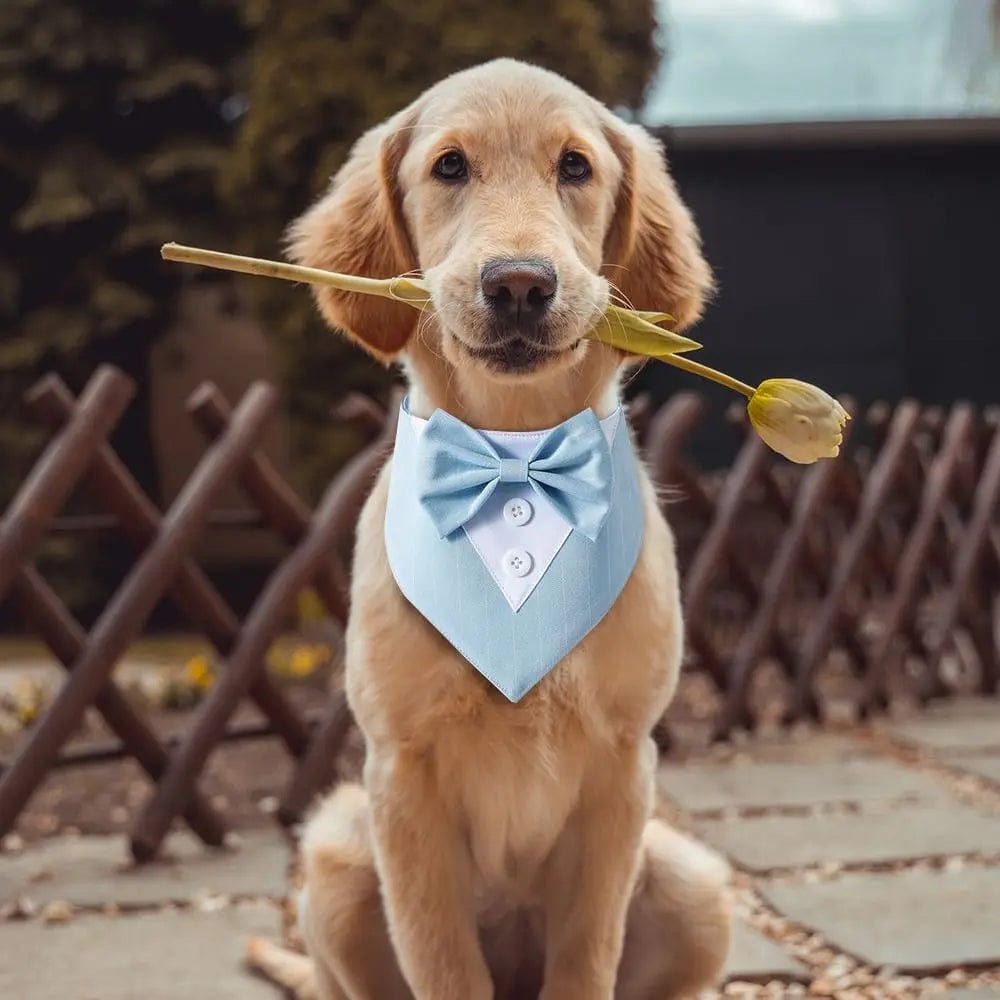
xmin=345 ymin=460 xmax=682 ymax=895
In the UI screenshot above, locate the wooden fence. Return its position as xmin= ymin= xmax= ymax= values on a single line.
xmin=0 ymin=365 xmax=997 ymax=860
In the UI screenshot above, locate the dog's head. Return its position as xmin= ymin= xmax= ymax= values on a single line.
xmin=290 ymin=60 xmax=711 ymax=417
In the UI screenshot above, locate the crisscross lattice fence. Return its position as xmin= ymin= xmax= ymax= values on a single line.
xmin=0 ymin=365 xmax=996 ymax=860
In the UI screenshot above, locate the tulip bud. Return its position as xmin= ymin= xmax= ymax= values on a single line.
xmin=747 ymin=379 xmax=850 ymax=464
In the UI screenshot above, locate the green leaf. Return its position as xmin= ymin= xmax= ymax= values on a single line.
xmin=588 ymin=305 xmax=701 ymax=357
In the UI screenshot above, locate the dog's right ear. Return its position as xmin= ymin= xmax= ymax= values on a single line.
xmin=600 ymin=115 xmax=713 ymax=333
xmin=287 ymin=110 xmax=419 ymax=360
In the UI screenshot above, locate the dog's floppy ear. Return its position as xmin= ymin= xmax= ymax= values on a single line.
xmin=287 ymin=110 xmax=419 ymax=360
xmin=601 ymin=118 xmax=713 ymax=332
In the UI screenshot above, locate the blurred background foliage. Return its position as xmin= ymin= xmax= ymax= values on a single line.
xmin=0 ymin=0 xmax=247 ymax=503
xmin=0 ymin=0 xmax=661 ymax=511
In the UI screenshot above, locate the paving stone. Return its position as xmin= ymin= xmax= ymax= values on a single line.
xmin=728 ymin=732 xmax=874 ymax=764
xmin=942 ymin=990 xmax=1000 ymax=999
xmin=0 ymin=828 xmax=289 ymax=907
xmin=884 ymin=699 xmax=1000 ymax=752
xmin=723 ymin=919 xmax=808 ymax=980
xmin=697 ymin=802 xmax=1000 ymax=871
xmin=950 ymin=753 xmax=1000 ymax=786
xmin=928 ymin=697 xmax=1000 ymax=718
xmin=0 ymin=901 xmax=280 ymax=999
xmin=760 ymin=867 xmax=1000 ymax=971
xmin=662 ymin=758 xmax=946 ymax=812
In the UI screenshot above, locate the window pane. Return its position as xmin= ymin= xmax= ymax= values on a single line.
xmin=643 ymin=0 xmax=1000 ymax=125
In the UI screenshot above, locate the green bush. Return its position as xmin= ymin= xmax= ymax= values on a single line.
xmin=0 ymin=0 xmax=247 ymax=505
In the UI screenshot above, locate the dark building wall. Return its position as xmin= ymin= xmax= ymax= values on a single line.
xmin=633 ymin=122 xmax=1000 ymax=464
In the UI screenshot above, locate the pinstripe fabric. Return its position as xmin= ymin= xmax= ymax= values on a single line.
xmin=384 ymin=400 xmax=644 ymax=702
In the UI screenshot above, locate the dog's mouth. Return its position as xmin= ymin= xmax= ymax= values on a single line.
xmin=462 ymin=336 xmax=584 ymax=374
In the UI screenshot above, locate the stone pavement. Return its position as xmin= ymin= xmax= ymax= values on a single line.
xmin=0 ymin=698 xmax=998 ymax=998
xmin=665 ymin=697 xmax=1000 ymax=998
xmin=0 ymin=828 xmax=289 ymax=999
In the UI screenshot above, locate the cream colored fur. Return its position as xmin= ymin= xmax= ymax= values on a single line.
xmin=247 ymin=59 xmax=731 ymax=1000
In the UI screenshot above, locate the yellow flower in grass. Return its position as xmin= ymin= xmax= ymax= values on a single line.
xmin=13 ymin=678 xmax=48 ymax=725
xmin=289 ymin=646 xmax=318 ymax=677
xmin=185 ymin=654 xmax=214 ymax=690
xmin=747 ymin=379 xmax=850 ymax=464
xmin=288 ymin=643 xmax=332 ymax=677
xmin=296 ymin=587 xmax=327 ymax=626
xmin=15 ymin=701 xmax=39 ymax=725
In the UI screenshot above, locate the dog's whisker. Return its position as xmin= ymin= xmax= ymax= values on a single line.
xmin=414 ymin=306 xmax=448 ymax=363
xmin=606 ymin=279 xmax=636 ymax=312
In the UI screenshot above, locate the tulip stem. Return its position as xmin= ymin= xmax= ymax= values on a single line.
xmin=655 ymin=353 xmax=756 ymax=398
xmin=162 ymin=242 xmax=757 ymax=397
xmin=161 ymin=243 xmax=410 ymax=299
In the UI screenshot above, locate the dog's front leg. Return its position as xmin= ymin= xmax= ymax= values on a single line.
xmin=367 ymin=749 xmax=493 ymax=1000
xmin=539 ymin=738 xmax=655 ymax=1000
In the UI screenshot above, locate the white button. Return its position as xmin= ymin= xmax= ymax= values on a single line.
xmin=502 ymin=548 xmax=533 ymax=578
xmin=503 ymin=497 xmax=534 ymax=527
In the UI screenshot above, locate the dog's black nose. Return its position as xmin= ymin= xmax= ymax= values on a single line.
xmin=481 ymin=258 xmax=557 ymax=325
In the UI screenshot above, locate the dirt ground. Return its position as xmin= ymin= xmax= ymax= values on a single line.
xmin=4 ymin=686 xmax=365 ymax=843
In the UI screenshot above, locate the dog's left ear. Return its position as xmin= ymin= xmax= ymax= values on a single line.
xmin=601 ymin=117 xmax=714 ymax=332
xmin=287 ymin=108 xmax=420 ymax=360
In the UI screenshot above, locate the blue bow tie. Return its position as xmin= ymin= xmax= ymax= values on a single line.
xmin=415 ymin=407 xmax=614 ymax=541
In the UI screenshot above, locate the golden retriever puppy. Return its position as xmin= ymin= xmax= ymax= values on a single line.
xmin=248 ymin=59 xmax=731 ymax=1000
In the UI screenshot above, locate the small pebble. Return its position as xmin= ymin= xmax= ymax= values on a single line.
xmin=40 ymin=900 xmax=74 ymax=924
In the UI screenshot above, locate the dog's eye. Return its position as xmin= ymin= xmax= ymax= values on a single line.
xmin=433 ymin=151 xmax=468 ymax=182
xmin=558 ymin=151 xmax=591 ymax=183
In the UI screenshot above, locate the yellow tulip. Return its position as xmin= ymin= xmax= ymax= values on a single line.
xmin=161 ymin=244 xmax=846 ymax=462
xmin=747 ymin=379 xmax=850 ymax=463
xmin=587 ymin=307 xmax=701 ymax=357
xmin=642 ymin=355 xmax=848 ymax=464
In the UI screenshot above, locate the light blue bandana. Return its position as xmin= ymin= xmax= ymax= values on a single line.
xmin=385 ymin=397 xmax=644 ymax=701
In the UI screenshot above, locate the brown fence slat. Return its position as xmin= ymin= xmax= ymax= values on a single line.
xmin=791 ymin=401 xmax=922 ymax=719
xmin=0 ymin=383 xmax=278 ymax=842
xmin=27 ymin=378 xmax=312 ymax=760
xmin=924 ymin=421 xmax=1000 ymax=696
xmin=20 ymin=510 xmax=266 ymax=536
xmin=645 ymin=392 xmax=705 ymax=489
xmin=680 ymin=434 xmax=773 ymax=685
xmin=714 ymin=409 xmax=862 ymax=735
xmin=0 ymin=709 xmax=329 ymax=775
xmin=8 ymin=566 xmax=227 ymax=845
xmin=862 ymin=403 xmax=977 ymax=709
xmin=333 ymin=391 xmax=390 ymax=440
xmin=279 ymin=695 xmax=352 ymax=826
xmin=625 ymin=393 xmax=654 ymax=447
xmin=0 ymin=367 xmax=134 ymax=602
xmin=129 ymin=416 xmax=395 ymax=858
xmin=187 ymin=383 xmax=349 ymax=624
xmin=278 ymin=395 xmax=402 ymax=823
